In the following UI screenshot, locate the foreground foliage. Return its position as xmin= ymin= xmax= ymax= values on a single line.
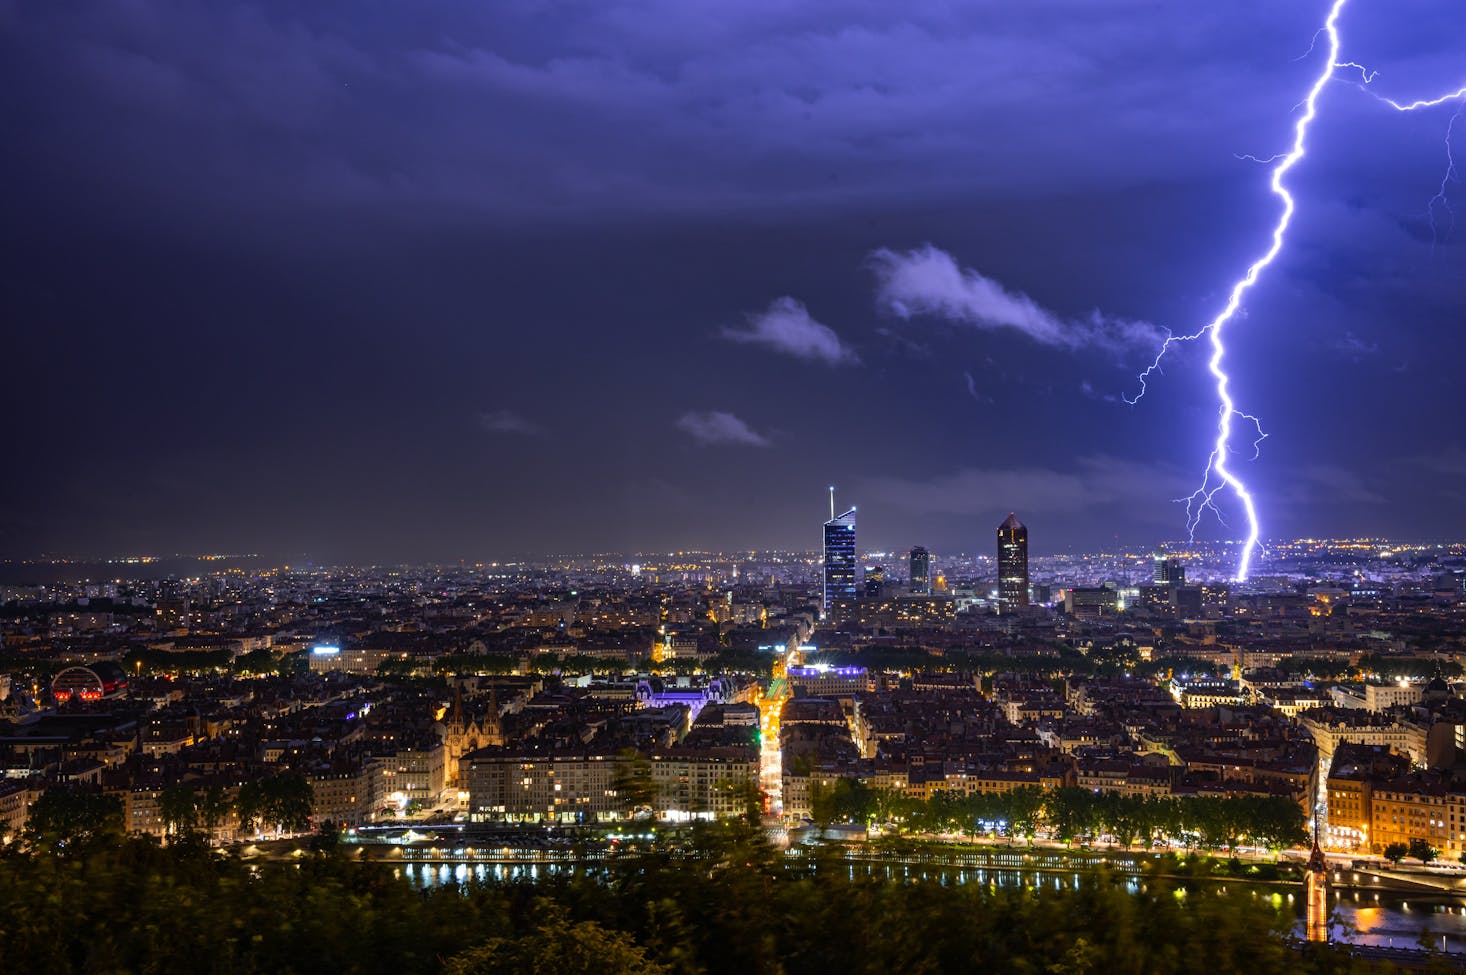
xmin=0 ymin=823 xmax=1419 ymax=975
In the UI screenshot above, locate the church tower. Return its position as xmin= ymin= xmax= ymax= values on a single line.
xmin=440 ymin=683 xmax=507 ymax=790
xmin=481 ymin=681 xmax=505 ymax=748
xmin=441 ymin=685 xmax=474 ymax=790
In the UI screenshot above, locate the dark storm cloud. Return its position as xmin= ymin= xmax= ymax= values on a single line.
xmin=1289 ymin=465 xmax=1386 ymax=506
xmin=3 ymin=0 xmax=1466 ymax=559
xmin=0 ymin=0 xmax=1354 ymax=225
xmin=857 ymin=456 xmax=1195 ymax=523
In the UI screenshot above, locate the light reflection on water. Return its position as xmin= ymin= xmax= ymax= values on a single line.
xmin=404 ymin=862 xmax=543 ymax=885
xmin=399 ymin=859 xmax=1466 ymax=953
xmin=1325 ymin=900 xmax=1466 ymax=953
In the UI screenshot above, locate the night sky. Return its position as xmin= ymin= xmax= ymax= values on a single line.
xmin=3 ymin=1 xmax=1464 ymax=561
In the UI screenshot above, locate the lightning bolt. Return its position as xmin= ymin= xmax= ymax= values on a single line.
xmin=1425 ymin=104 xmax=1463 ymax=246
xmin=1131 ymin=0 xmax=1465 ymax=584
xmin=1350 ymin=79 xmax=1466 ymax=247
xmin=1377 ymin=87 xmax=1466 ymax=113
xmin=1129 ymin=0 xmax=1351 ymax=583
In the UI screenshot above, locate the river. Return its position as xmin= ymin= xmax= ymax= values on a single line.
xmin=394 ymin=855 xmax=1466 ymax=955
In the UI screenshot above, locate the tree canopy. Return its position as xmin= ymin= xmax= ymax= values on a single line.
xmin=0 ymin=822 xmax=1393 ymax=975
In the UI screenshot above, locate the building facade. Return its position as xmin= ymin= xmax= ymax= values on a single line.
xmin=464 ymin=749 xmax=756 ymax=824
xmin=909 ymin=546 xmax=931 ymax=595
xmin=823 ymin=507 xmax=857 ymax=616
xmin=1153 ymin=555 xmax=1186 ymax=587
xmin=997 ymin=513 xmax=1029 ymax=612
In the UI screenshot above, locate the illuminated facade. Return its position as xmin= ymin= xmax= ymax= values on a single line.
xmin=1368 ymin=783 xmax=1466 ymax=859
xmin=0 ymin=782 xmax=37 ymax=844
xmin=51 ymin=662 xmax=128 ymax=703
xmin=1153 ymin=555 xmax=1185 ymax=586
xmin=822 ymin=507 xmax=857 ymax=615
xmin=464 ymin=749 xmax=756 ymax=823
xmin=441 ymin=687 xmax=504 ymax=790
xmin=996 ymin=513 xmax=1029 ymax=611
xmin=786 ymin=665 xmax=876 ymax=700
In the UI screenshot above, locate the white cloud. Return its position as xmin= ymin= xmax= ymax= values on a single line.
xmin=676 ymin=410 xmax=772 ymax=447
xmin=869 ymin=245 xmax=1164 ymax=351
xmin=478 ymin=409 xmax=543 ymax=435
xmin=721 ymin=296 xmax=858 ymax=365
xmin=963 ymin=370 xmax=989 ymax=404
xmin=1333 ymin=331 xmax=1380 ymax=359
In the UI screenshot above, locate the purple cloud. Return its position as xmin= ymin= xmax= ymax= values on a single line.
xmin=1333 ymin=331 xmax=1380 ymax=359
xmin=2 ymin=1 xmax=1375 ymax=223
xmin=721 ymin=296 xmax=858 ymax=365
xmin=676 ymin=411 xmax=772 ymax=447
xmin=870 ymin=245 xmax=1164 ymax=351
xmin=478 ymin=410 xmax=543 ymax=436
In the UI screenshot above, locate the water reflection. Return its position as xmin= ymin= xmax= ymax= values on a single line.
xmin=1326 ymin=901 xmax=1466 ymax=953
xmin=399 ymin=856 xmax=1466 ymax=953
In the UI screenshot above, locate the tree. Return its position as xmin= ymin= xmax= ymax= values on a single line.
xmin=236 ymin=779 xmax=266 ymax=835
xmin=308 ymin=819 xmax=342 ymax=854
xmin=264 ymin=772 xmax=315 ymax=834
xmin=197 ymin=784 xmax=232 ymax=835
xmin=611 ymin=751 xmax=658 ymax=820
xmin=237 ymin=772 xmax=314 ymax=836
xmin=1383 ymin=842 xmax=1409 ymax=865
xmin=444 ymin=907 xmax=670 ymax=975
xmin=23 ymin=786 xmax=123 ymax=853
xmin=1407 ymin=838 xmax=1439 ymax=865
xmin=715 ymin=778 xmax=763 ymax=823
xmin=158 ymin=783 xmax=200 ymax=836
xmin=1005 ymin=786 xmax=1045 ymax=841
xmin=811 ymin=777 xmax=878 ymax=828
xmin=1044 ymin=788 xmax=1104 ymax=844
xmin=233 ymin=647 xmax=280 ymax=676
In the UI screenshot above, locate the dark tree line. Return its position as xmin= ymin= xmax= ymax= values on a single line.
xmin=811 ymin=781 xmax=1307 ymax=851
xmin=26 ymin=772 xmax=316 ymax=848
xmin=0 ymin=821 xmax=1390 ymax=975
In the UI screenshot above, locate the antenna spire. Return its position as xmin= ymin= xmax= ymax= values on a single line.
xmin=829 ymin=485 xmax=835 ymax=521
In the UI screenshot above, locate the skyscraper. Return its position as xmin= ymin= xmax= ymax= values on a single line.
xmin=823 ymin=503 xmax=857 ymax=616
xmin=863 ymin=564 xmax=886 ymax=598
xmin=997 ymin=513 xmax=1029 ymax=611
xmin=1153 ymin=554 xmax=1186 ymax=587
xmin=909 ymin=546 xmax=931 ymax=595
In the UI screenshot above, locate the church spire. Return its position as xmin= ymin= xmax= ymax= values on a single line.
xmin=484 ymin=680 xmax=503 ymax=745
xmin=448 ymin=683 xmax=465 ymax=731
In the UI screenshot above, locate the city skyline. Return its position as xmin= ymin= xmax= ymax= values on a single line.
xmin=7 ymin=2 xmax=1466 ymax=968
xmin=6 ymin=531 xmax=1466 ymax=568
xmin=4 ymin=2 xmax=1466 ymax=561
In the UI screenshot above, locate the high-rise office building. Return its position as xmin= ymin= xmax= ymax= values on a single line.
xmin=997 ymin=512 xmax=1029 ymax=611
xmin=864 ymin=565 xmax=886 ymax=599
xmin=1153 ymin=555 xmax=1186 ymax=587
xmin=823 ymin=505 xmax=857 ymax=615
xmin=909 ymin=546 xmax=932 ymax=595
